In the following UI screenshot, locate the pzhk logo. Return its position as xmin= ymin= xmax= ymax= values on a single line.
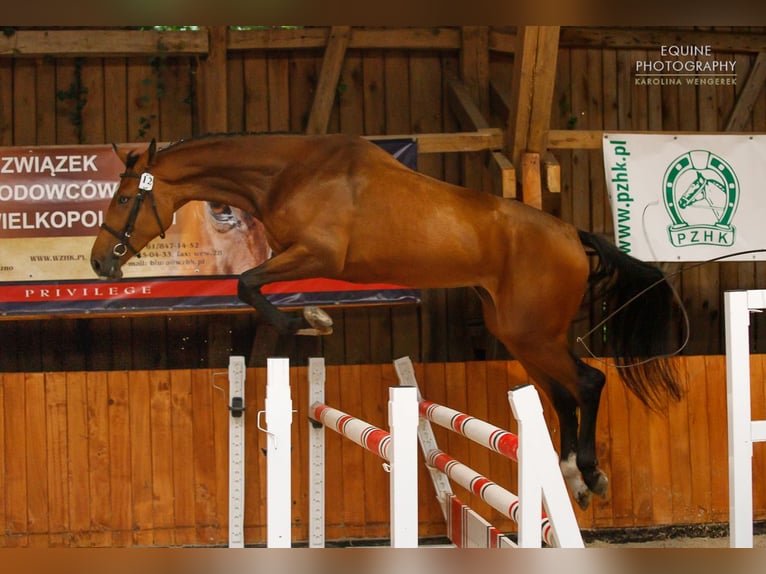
xmin=663 ymin=150 xmax=738 ymax=247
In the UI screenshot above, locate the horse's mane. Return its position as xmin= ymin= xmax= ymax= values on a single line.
xmin=158 ymin=131 xmax=298 ymax=154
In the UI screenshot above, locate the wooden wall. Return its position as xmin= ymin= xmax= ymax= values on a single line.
xmin=1 ymin=27 xmax=765 ymax=372
xmin=0 ymin=355 xmax=764 ymax=547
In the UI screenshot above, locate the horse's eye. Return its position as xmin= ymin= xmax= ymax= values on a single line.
xmin=118 ymin=195 xmax=130 ymax=205
xmin=206 ymin=201 xmax=239 ymax=232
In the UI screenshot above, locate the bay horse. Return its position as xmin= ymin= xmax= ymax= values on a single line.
xmin=90 ymin=133 xmax=682 ymax=510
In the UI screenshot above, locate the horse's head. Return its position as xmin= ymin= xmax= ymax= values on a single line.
xmin=90 ymin=139 xmax=175 ymax=279
xmin=678 ymin=171 xmax=707 ymax=209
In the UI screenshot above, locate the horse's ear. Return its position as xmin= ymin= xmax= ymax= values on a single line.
xmin=112 ymin=143 xmax=131 ymax=166
xmin=147 ymin=139 xmax=157 ymax=165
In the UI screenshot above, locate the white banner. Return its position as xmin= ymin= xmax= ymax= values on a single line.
xmin=602 ymin=134 xmax=766 ymax=262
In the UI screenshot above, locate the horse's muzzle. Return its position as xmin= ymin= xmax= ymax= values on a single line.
xmin=91 ymin=256 xmax=123 ymax=279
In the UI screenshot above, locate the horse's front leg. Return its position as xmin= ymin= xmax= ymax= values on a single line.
xmin=236 ymin=245 xmax=334 ymax=335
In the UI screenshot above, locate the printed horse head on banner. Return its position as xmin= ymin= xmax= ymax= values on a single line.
xmin=678 ymin=170 xmax=726 ymax=219
xmin=91 ymin=132 xmax=685 ymax=511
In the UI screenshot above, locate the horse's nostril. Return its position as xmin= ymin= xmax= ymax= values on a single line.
xmin=91 ymin=259 xmax=101 ymax=274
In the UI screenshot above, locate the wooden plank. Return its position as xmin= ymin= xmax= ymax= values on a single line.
xmin=266 ymin=52 xmax=290 ymax=131
xmin=705 ymin=355 xmax=729 ymax=522
xmin=322 ymin=364 xmax=345 ymax=540
xmin=129 ymin=371 xmax=154 ymax=545
xmin=370 ymin=129 xmax=503 ymax=153
xmin=548 ymin=129 xmax=604 ymax=149
xmin=149 ymin=370 xmax=175 ymax=546
xmin=338 ymin=364 xmax=367 ymax=539
xmin=685 ymin=356 xmax=712 ymax=523
xmin=505 ymin=26 xmax=539 ymax=166
xmin=35 ymin=57 xmax=56 ymax=144
xmin=520 ymin=152 xmax=542 ymax=209
xmin=359 ymin=364 xmax=389 ymax=538
xmin=605 ymin=363 xmax=634 ymax=527
xmin=197 ymin=26 xmax=228 ymax=133
xmin=25 ymin=373 xmax=49 ymax=541
xmin=0 ymin=375 xmax=6 ymax=545
xmin=384 ymin=49 xmax=410 ymax=133
xmin=45 ymin=372 xmax=69 ymax=546
xmin=446 ymin=71 xmax=490 ymax=131
xmin=0 ymin=59 xmax=12 ymax=143
xmin=190 ymin=369 xmax=220 ymax=545
xmin=666 ymin=358 xmax=694 ymax=523
xmin=66 ymin=371 xmax=91 ymax=545
xmin=227 ymin=51 xmax=245 ymax=131
xmin=645 ymin=393 xmax=673 ymax=526
xmin=170 ymin=370 xmax=196 ymax=545
xmin=228 ymin=27 xmax=461 ymax=51
xmin=13 ymin=58 xmax=36 ymax=145
xmin=3 ymin=373 xmax=27 ymax=546
xmin=107 ymin=371 xmax=132 ymax=546
xmin=0 ymin=30 xmax=209 ymax=57
xmin=306 ymin=26 xmax=351 ymax=135
xmin=362 ymin=49 xmax=386 ymax=134
xmin=243 ymin=52 xmax=270 ymax=132
xmin=86 ymin=372 xmax=112 ymax=546
xmin=725 ymin=52 xmax=766 ymax=130
xmin=103 ymin=58 xmax=128 ymax=143
xmin=526 ymin=26 xmax=560 ymax=155
xmin=489 ymin=150 xmax=516 ymax=198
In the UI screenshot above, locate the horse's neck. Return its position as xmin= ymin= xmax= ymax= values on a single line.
xmin=157 ymin=137 xmax=295 ymax=213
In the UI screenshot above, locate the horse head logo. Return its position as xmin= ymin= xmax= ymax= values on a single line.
xmin=663 ymin=150 xmax=738 ymax=248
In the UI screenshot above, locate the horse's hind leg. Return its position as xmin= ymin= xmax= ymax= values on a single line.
xmin=519 ymin=360 xmax=596 ymax=510
xmin=237 ymin=244 xmax=334 ymax=335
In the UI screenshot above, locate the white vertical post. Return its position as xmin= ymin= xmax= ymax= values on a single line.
xmin=726 ymin=290 xmax=754 ymax=548
xmin=265 ymin=357 xmax=293 ymax=548
xmin=308 ymin=357 xmax=326 ymax=548
xmin=228 ymin=356 xmax=246 ymax=548
xmin=388 ymin=386 xmax=419 ymax=548
xmin=509 ymin=384 xmax=584 ymax=548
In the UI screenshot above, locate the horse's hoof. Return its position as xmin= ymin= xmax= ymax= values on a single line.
xmin=574 ymin=490 xmax=592 ymax=511
xmin=591 ymin=472 xmax=609 ymax=498
xmin=297 ymin=306 xmax=333 ymax=336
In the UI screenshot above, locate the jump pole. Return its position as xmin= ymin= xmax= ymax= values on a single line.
xmin=394 ymin=356 xmax=583 ymax=548
xmin=725 ymin=289 xmax=766 ymax=548
xmin=308 ymin=357 xmax=419 ymax=548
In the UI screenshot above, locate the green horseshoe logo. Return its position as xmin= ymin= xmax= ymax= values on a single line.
xmin=663 ymin=150 xmax=738 ymax=248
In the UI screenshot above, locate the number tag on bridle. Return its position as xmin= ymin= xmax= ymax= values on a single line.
xmin=138 ymin=172 xmax=155 ymax=191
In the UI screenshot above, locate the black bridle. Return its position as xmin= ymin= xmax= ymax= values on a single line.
xmin=101 ymin=170 xmax=166 ymax=258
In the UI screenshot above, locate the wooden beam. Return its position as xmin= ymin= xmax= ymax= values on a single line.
xmin=488 ymin=150 xmax=516 ymax=199
xmin=446 ymin=71 xmax=490 ymax=131
xmin=229 ymin=27 xmax=461 ymax=51
xmin=548 ymin=129 xmax=604 ymax=149
xmin=0 ymin=29 xmax=209 ymax=57
xmin=305 ymin=26 xmax=352 ymax=135
xmin=725 ymin=52 xmax=766 ymax=131
xmin=197 ymin=26 xmax=228 ymax=134
xmin=543 ymin=151 xmax=560 ymax=194
xmin=526 ymin=26 xmax=560 ymax=156
xmin=368 ymin=129 xmax=504 ymax=153
xmin=505 ymin=26 xmax=539 ymax=166
xmin=489 ymin=78 xmax=511 ymax=121
xmin=521 ymin=152 xmax=542 ymax=209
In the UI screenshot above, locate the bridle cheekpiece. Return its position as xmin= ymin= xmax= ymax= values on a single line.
xmin=101 ymin=168 xmax=166 ymax=258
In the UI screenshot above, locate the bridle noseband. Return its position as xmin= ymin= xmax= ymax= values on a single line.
xmin=101 ymin=170 xmax=166 ymax=258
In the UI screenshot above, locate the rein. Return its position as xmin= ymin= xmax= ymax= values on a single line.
xmin=101 ymin=170 xmax=166 ymax=258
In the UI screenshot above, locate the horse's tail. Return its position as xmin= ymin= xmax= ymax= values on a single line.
xmin=577 ymin=230 xmax=682 ymax=409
